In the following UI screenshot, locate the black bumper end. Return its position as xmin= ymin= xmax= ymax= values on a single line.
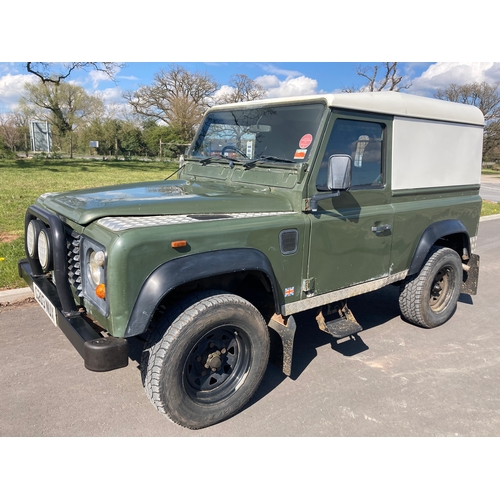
xmin=84 ymin=337 xmax=128 ymax=372
xmin=19 ymin=259 xmax=129 ymax=372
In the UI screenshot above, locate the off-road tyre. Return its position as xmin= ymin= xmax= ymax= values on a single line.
xmin=399 ymin=246 xmax=462 ymax=328
xmin=141 ymin=290 xmax=270 ymax=429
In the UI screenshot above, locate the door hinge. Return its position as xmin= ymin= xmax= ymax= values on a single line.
xmin=302 ymin=277 xmax=315 ymax=293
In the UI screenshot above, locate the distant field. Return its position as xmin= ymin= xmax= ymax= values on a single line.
xmin=0 ymin=158 xmax=177 ymax=289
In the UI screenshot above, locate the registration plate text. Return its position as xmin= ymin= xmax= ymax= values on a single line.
xmin=33 ymin=282 xmax=58 ymax=327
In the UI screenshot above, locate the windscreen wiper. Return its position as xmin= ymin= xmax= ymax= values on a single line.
xmin=199 ymin=154 xmax=235 ymax=166
xmin=243 ymin=155 xmax=296 ymax=169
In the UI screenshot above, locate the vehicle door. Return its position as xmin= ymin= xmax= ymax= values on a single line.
xmin=306 ymin=114 xmax=394 ymax=295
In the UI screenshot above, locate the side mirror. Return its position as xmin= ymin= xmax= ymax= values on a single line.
xmin=309 ymin=154 xmax=352 ymax=212
xmin=327 ymin=154 xmax=352 ymax=191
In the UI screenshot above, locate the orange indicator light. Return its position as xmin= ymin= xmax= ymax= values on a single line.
xmin=171 ymin=240 xmax=187 ymax=248
xmin=96 ymin=283 xmax=106 ymax=299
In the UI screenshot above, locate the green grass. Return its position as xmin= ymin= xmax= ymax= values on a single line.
xmin=481 ymin=168 xmax=500 ymax=176
xmin=0 ymin=238 xmax=25 ymax=289
xmin=0 ymin=157 xmax=178 ymax=290
xmin=481 ymin=200 xmax=500 ymax=217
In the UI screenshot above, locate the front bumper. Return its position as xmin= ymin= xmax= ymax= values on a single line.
xmin=18 ymin=259 xmax=128 ymax=372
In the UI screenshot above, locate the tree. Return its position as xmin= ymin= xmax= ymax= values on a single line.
xmin=216 ymin=74 xmax=266 ymax=104
xmin=20 ymin=81 xmax=103 ymax=157
xmin=435 ymin=82 xmax=500 ymax=161
xmin=12 ymin=110 xmax=31 ymax=157
xmin=344 ymin=62 xmax=411 ymax=93
xmin=0 ymin=134 xmax=12 ymax=158
xmin=142 ymin=120 xmax=186 ymax=157
xmin=26 ymin=62 xmax=123 ymax=85
xmin=483 ymin=121 xmax=500 ymax=162
xmin=123 ymin=64 xmax=219 ymax=142
xmin=435 ymin=82 xmax=500 ymax=120
xmin=119 ymin=120 xmax=145 ymax=157
xmin=0 ymin=113 xmax=21 ymax=152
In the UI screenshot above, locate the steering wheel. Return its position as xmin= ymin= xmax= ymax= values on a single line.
xmin=221 ymin=145 xmax=249 ymax=159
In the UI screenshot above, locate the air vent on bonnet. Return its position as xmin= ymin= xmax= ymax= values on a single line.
xmin=187 ymin=214 xmax=232 ymax=220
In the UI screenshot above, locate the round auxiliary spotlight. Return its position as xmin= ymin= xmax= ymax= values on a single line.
xmin=37 ymin=227 xmax=53 ymax=273
xmin=26 ymin=219 xmax=46 ymax=259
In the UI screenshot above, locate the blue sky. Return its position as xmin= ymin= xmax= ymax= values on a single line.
xmin=2 ymin=61 xmax=500 ymax=114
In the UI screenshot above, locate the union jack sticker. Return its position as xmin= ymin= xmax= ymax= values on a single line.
xmin=284 ymin=287 xmax=294 ymax=297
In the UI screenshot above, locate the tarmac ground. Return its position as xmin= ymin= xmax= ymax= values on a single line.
xmin=1 ymin=218 xmax=499 ymax=437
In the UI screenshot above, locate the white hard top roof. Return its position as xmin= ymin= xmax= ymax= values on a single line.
xmin=210 ymin=92 xmax=484 ymax=126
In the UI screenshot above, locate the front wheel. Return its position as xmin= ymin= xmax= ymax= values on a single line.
xmin=399 ymin=246 xmax=463 ymax=328
xmin=141 ymin=291 xmax=270 ymax=429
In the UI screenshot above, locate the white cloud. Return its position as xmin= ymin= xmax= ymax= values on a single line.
xmin=94 ymin=86 xmax=125 ymax=104
xmin=410 ymin=62 xmax=500 ymax=96
xmin=0 ymin=73 xmax=36 ymax=112
xmin=258 ymin=64 xmax=303 ymax=79
xmin=213 ymin=84 xmax=232 ymax=102
xmin=118 ymin=75 xmax=139 ymax=81
xmin=255 ymin=74 xmax=319 ymax=98
xmin=88 ymin=65 xmax=127 ymax=89
xmin=88 ymin=69 xmax=115 ymax=89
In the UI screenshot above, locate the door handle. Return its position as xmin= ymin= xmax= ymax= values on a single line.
xmin=371 ymin=224 xmax=391 ymax=234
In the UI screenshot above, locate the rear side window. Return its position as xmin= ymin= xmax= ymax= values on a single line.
xmin=316 ymin=119 xmax=385 ymax=190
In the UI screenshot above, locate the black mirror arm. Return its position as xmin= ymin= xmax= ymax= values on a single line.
xmin=309 ymin=190 xmax=340 ymax=212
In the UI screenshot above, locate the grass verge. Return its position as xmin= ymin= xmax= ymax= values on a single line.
xmin=481 ymin=168 xmax=500 ymax=176
xmin=481 ymin=200 xmax=500 ymax=216
xmin=0 ymin=237 xmax=25 ymax=289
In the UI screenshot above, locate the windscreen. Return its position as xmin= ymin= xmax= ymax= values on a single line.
xmin=190 ymin=103 xmax=325 ymax=163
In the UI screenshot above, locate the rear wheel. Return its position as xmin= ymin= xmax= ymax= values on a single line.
xmin=141 ymin=290 xmax=270 ymax=429
xmin=399 ymin=246 xmax=462 ymax=328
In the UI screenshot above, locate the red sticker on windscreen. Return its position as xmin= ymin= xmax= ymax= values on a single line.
xmin=299 ymin=134 xmax=313 ymax=149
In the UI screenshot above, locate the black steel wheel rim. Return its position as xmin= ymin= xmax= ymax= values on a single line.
xmin=184 ymin=326 xmax=251 ymax=404
xmin=429 ymin=266 xmax=452 ymax=311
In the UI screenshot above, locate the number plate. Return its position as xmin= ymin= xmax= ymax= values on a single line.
xmin=33 ymin=282 xmax=58 ymax=327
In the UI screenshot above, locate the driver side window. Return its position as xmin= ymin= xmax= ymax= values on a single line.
xmin=316 ymin=119 xmax=384 ymax=190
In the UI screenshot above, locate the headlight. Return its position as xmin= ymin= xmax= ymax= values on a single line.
xmin=89 ymin=250 xmax=105 ymax=286
xmin=37 ymin=227 xmax=53 ymax=272
xmin=81 ymin=237 xmax=108 ymax=316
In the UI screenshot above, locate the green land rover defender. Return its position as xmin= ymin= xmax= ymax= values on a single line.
xmin=19 ymin=92 xmax=483 ymax=429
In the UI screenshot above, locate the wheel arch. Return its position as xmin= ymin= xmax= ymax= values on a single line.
xmin=124 ymin=248 xmax=281 ymax=338
xmin=408 ymin=219 xmax=470 ymax=276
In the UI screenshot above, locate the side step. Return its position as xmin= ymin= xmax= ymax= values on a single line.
xmin=316 ymin=301 xmax=363 ymax=339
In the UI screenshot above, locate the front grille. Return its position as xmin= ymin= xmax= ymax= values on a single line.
xmin=66 ymin=231 xmax=83 ymax=297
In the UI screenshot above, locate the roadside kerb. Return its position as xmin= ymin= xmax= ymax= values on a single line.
xmin=0 ymin=287 xmax=34 ymax=305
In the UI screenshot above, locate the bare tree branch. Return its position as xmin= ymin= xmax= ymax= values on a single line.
xmin=216 ymin=74 xmax=266 ymax=104
xmin=26 ymin=62 xmax=124 ymax=85
xmin=344 ymin=62 xmax=411 ymax=93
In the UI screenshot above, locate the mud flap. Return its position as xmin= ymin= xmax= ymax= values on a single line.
xmin=462 ymin=254 xmax=480 ymax=296
xmin=316 ymin=301 xmax=363 ymax=339
xmin=268 ymin=314 xmax=296 ymax=376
